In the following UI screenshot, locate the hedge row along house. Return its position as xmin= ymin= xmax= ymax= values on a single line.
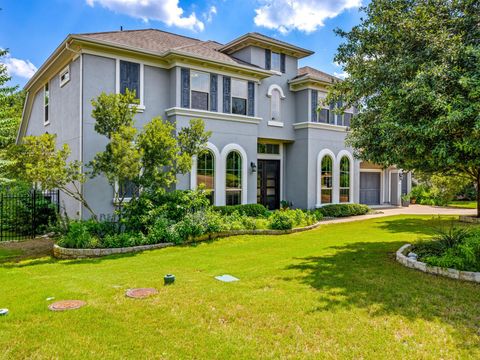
xmin=17 ymin=29 xmax=411 ymax=218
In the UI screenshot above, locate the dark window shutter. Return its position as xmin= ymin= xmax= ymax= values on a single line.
xmin=210 ymin=74 xmax=218 ymax=112
xmin=265 ymin=49 xmax=271 ymax=70
xmin=247 ymin=81 xmax=255 ymax=117
xmin=223 ymin=76 xmax=231 ymax=113
xmin=280 ymin=53 xmax=286 ymax=73
xmin=311 ymin=90 xmax=318 ymax=122
xmin=120 ymin=61 xmax=129 ymax=95
xmin=181 ymin=68 xmax=190 ymax=108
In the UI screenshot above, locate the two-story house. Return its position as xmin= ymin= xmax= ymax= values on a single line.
xmin=17 ymin=29 xmax=411 ymax=219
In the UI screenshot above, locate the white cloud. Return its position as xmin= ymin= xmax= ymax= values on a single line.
xmin=203 ymin=5 xmax=217 ymax=23
xmin=86 ymin=0 xmax=205 ymax=31
xmin=334 ymin=71 xmax=348 ymax=79
xmin=0 ymin=51 xmax=37 ymax=79
xmin=254 ymin=0 xmax=362 ymax=34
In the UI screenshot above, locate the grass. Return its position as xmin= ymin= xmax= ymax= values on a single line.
xmin=448 ymin=200 xmax=477 ymax=209
xmin=0 ymin=215 xmax=479 ymax=359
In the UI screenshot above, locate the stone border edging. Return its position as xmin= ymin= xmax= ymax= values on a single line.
xmin=53 ymin=220 xmax=326 ymax=259
xmin=459 ymin=215 xmax=480 ymax=223
xmin=396 ymin=244 xmax=480 ymax=283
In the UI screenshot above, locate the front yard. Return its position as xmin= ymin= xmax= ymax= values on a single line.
xmin=1 ymin=215 xmax=479 ymax=359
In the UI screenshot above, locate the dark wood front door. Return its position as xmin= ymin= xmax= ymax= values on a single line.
xmin=257 ymin=160 xmax=280 ymax=210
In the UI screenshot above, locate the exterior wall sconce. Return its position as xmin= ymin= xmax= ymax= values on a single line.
xmin=399 ymin=172 xmax=404 ymax=181
xmin=250 ymin=162 xmax=257 ymax=173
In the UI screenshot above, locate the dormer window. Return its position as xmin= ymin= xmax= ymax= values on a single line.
xmin=271 ymin=52 xmax=281 ymax=72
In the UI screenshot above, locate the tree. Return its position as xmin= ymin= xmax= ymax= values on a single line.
xmin=0 ymin=49 xmax=25 ymax=184
xmin=328 ymin=0 xmax=480 ymax=215
xmin=90 ymin=91 xmax=211 ymax=210
xmin=90 ymin=90 xmax=142 ymax=208
xmin=11 ymin=133 xmax=96 ymax=218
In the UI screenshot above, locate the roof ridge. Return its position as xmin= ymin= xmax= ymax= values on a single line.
xmin=76 ymin=28 xmax=202 ymax=43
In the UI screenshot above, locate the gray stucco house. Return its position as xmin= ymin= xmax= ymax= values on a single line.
xmin=18 ymin=29 xmax=411 ymax=219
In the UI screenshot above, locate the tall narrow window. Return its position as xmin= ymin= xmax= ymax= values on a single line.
xmin=343 ymin=112 xmax=353 ymax=127
xmin=271 ymin=89 xmax=281 ymax=121
xmin=116 ymin=180 xmax=139 ymax=202
xmin=321 ymin=155 xmax=333 ymax=204
xmin=190 ymin=70 xmax=210 ymax=110
xmin=339 ymin=156 xmax=350 ymax=202
xmin=226 ymin=151 xmax=242 ymax=205
xmin=120 ymin=60 xmax=140 ymax=98
xmin=197 ymin=150 xmax=215 ymax=204
xmin=231 ymin=79 xmax=247 ymax=115
xmin=44 ymin=83 xmax=49 ymax=125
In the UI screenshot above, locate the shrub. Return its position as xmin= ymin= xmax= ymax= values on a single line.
xmin=224 ymin=211 xmax=258 ymax=230
xmin=57 ymin=220 xmax=98 ymax=249
xmin=213 ymin=204 xmax=268 ymax=218
xmin=268 ymin=211 xmax=294 ymax=230
xmin=413 ymin=226 xmax=480 ymax=272
xmin=318 ymin=204 xmax=370 ymax=218
xmin=122 ymin=188 xmax=211 ymax=232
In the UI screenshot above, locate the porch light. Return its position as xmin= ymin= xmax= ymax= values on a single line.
xmin=250 ymin=162 xmax=257 ymax=173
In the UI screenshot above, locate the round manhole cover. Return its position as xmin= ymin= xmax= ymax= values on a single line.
xmin=48 ymin=300 xmax=86 ymax=311
xmin=125 ymin=288 xmax=158 ymax=299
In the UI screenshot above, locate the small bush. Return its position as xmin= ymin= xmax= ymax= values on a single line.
xmin=268 ymin=211 xmax=294 ymax=230
xmin=213 ymin=204 xmax=268 ymax=218
xmin=318 ymin=204 xmax=370 ymax=218
xmin=57 ymin=220 xmax=99 ymax=249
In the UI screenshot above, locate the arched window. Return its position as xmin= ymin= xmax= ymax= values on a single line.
xmin=339 ymin=156 xmax=350 ymax=203
xmin=226 ymin=151 xmax=242 ymax=205
xmin=197 ymin=149 xmax=215 ymax=204
xmin=271 ymin=89 xmax=281 ymax=121
xmin=321 ymin=155 xmax=333 ymax=204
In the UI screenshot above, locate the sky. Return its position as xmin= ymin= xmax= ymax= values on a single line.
xmin=0 ymin=0 xmax=365 ymax=88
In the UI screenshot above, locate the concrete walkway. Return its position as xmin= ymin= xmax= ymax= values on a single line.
xmin=320 ymin=204 xmax=476 ymax=225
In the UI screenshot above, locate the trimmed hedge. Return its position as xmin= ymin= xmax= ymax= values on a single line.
xmin=318 ymin=204 xmax=370 ymax=218
xmin=213 ymin=204 xmax=269 ymax=217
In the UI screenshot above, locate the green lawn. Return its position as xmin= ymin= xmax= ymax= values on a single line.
xmin=448 ymin=200 xmax=477 ymax=209
xmin=1 ymin=215 xmax=479 ymax=359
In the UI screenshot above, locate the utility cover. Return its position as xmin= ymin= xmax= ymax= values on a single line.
xmin=215 ymin=274 xmax=239 ymax=282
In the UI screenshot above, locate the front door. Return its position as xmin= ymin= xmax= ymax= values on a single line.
xmin=257 ymin=160 xmax=280 ymax=210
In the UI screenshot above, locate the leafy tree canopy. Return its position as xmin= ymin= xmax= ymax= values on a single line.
xmin=328 ymin=0 xmax=480 ymax=213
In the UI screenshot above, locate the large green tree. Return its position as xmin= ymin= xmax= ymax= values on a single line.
xmin=329 ymin=0 xmax=480 ymax=215
xmin=0 ymin=49 xmax=25 ymax=184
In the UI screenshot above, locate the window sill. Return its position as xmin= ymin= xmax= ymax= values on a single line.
xmin=44 ymin=121 xmax=50 ymax=127
xmin=113 ymin=197 xmax=132 ymax=205
xmin=270 ymin=70 xmax=282 ymax=76
xmin=293 ymin=122 xmax=348 ymax=132
xmin=165 ymin=107 xmax=261 ymax=124
xmin=128 ymin=104 xmax=145 ymax=113
xmin=268 ymin=120 xmax=284 ymax=127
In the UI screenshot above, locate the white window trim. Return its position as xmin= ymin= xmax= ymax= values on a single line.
xmin=336 ymin=150 xmax=354 ymax=204
xmin=219 ymin=143 xmax=248 ymax=206
xmin=190 ymin=142 xmax=221 ymax=205
xmin=316 ymin=149 xmax=336 ymax=207
xmin=113 ymin=180 xmax=141 ymax=204
xmin=115 ymin=58 xmax=145 ymax=113
xmin=59 ymin=65 xmax=70 ymax=87
xmin=43 ymin=83 xmax=50 ymax=126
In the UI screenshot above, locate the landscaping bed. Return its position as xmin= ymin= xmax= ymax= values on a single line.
xmin=55 ymin=189 xmax=370 ymax=251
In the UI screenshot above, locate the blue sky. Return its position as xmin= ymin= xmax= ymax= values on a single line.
xmin=0 ymin=0 xmax=365 ymax=88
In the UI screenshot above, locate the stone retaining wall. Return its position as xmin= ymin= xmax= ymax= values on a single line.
xmin=53 ymin=221 xmax=325 ymax=259
xmin=396 ymin=244 xmax=480 ymax=283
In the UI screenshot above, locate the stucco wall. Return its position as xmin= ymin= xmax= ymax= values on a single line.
xmin=24 ymin=57 xmax=81 ymax=217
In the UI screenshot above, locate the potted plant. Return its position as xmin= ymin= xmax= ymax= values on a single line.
xmin=401 ymin=194 xmax=411 ymax=207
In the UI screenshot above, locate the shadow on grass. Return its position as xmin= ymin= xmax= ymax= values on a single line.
xmin=284 ymin=239 xmax=480 ymax=350
xmin=376 ymin=216 xmax=472 ymax=236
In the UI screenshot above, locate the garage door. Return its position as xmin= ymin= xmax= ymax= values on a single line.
xmin=360 ymin=172 xmax=381 ymax=205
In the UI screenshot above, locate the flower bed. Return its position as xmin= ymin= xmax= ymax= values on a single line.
xmin=396 ymin=244 xmax=480 ymax=283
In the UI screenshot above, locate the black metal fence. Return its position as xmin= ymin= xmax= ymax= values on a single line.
xmin=0 ymin=189 xmax=60 ymax=241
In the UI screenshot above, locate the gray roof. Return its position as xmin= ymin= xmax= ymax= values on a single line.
xmin=294 ymin=66 xmax=340 ymax=83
